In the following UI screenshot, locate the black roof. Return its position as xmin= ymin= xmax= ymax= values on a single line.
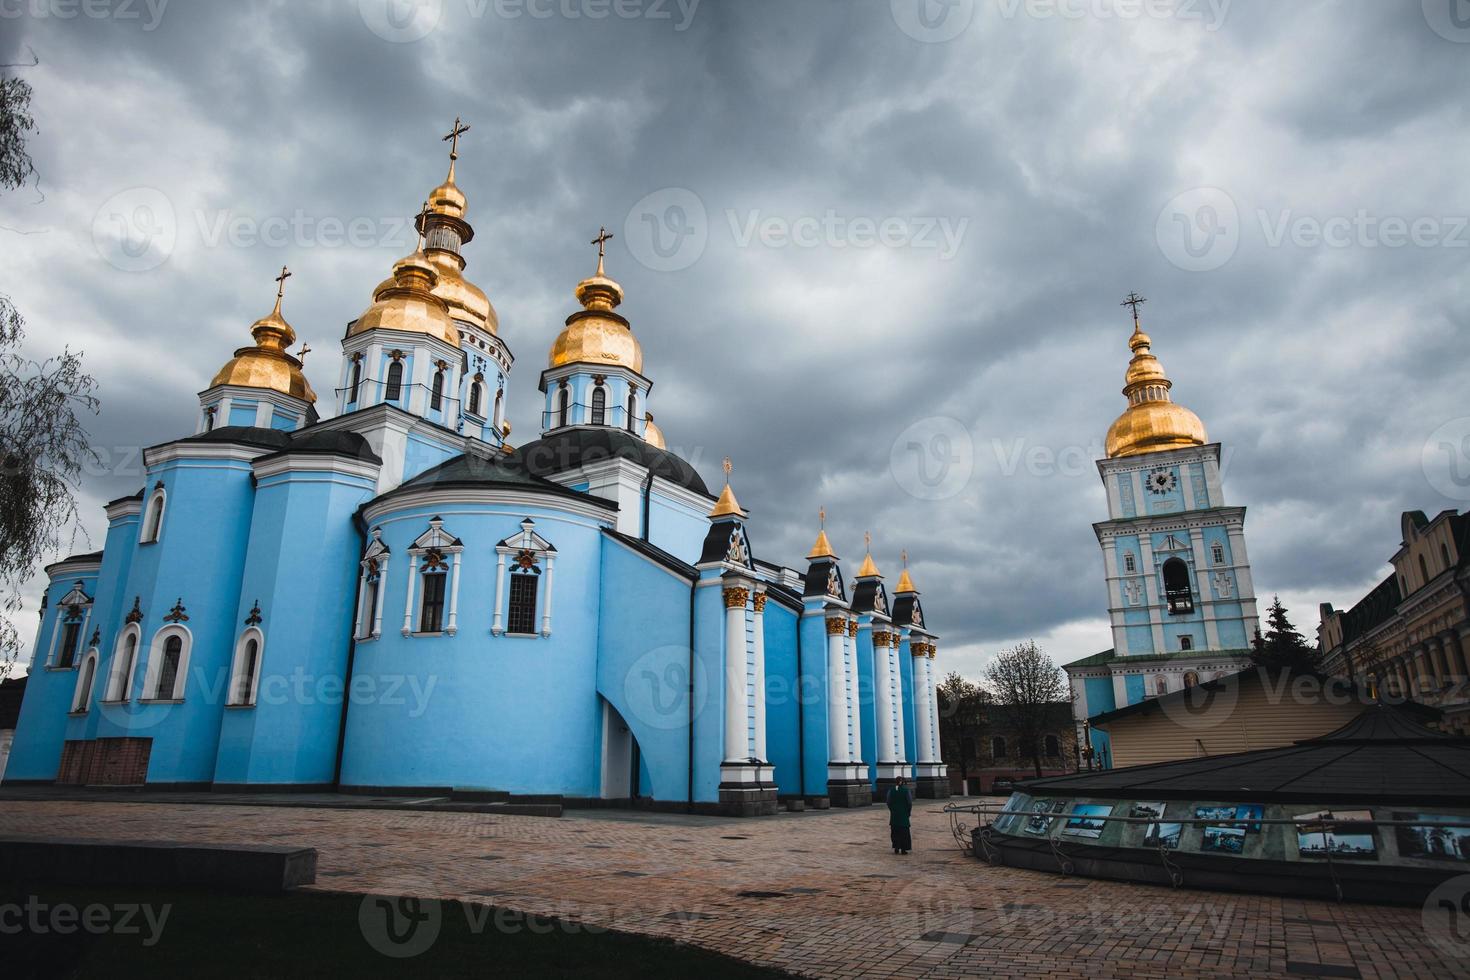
xmin=179 ymin=425 xmax=293 ymax=449
xmin=166 ymin=426 xmax=382 ymax=464
xmin=379 ymin=451 xmax=617 ymax=510
xmin=516 ymin=428 xmax=712 ymax=498
xmin=1023 ymin=704 xmax=1470 ymax=806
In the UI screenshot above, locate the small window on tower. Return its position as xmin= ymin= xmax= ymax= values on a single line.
xmin=469 ymin=381 xmax=483 ymax=417
xmin=430 ymin=369 xmax=445 ymax=411
xmin=1162 ymin=557 xmax=1194 ymax=614
xmin=1123 ymin=552 xmax=1136 ymax=573
xmin=1179 ymin=636 xmax=1194 ymax=651
xmin=385 ymin=360 xmax=404 ymax=402
xmin=1212 ymin=543 xmax=1224 ymax=565
xmin=591 ymin=384 xmax=606 ymax=426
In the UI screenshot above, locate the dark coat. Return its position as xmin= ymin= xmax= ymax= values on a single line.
xmin=886 ymin=785 xmax=912 ymax=828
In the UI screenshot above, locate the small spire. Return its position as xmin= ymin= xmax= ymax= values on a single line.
xmin=442 ymin=115 xmax=470 ymax=183
xmin=416 ymin=200 xmax=431 ymax=250
xmin=896 ymin=549 xmax=916 ymax=593
xmin=708 ymin=455 xmax=746 ymax=518
xmin=591 ymin=226 xmax=614 ymax=278
xmin=272 ymin=265 xmax=291 ymax=315
xmin=807 ymin=506 xmax=836 ymax=561
xmin=856 ymin=530 xmax=881 ymax=578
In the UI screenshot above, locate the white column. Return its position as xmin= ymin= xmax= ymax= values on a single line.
xmin=353 ymin=574 xmax=369 ymax=639
xmin=541 ymin=555 xmax=555 ymax=637
xmin=827 ymin=617 xmax=848 ymax=763
xmin=402 ymin=553 xmax=419 ymax=636
xmin=373 ymin=557 xmax=389 ymax=637
xmin=751 ymin=592 xmax=768 ymax=763
xmin=911 ymin=642 xmax=935 ymax=764
xmin=446 ymin=552 xmax=462 ymax=636
xmin=873 ymin=631 xmax=897 ymax=762
xmin=925 ymin=646 xmax=942 ymax=763
xmin=723 ymin=586 xmax=749 ymax=763
xmin=491 ymin=553 xmax=506 ymax=635
xmin=847 ymin=622 xmax=863 ymax=764
xmin=889 ymin=635 xmax=907 ymax=761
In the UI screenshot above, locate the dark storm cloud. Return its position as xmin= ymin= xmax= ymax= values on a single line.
xmin=3 ymin=0 xmax=1469 ymax=677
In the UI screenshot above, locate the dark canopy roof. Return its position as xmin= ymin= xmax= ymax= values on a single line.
xmin=168 ymin=425 xmax=381 ymax=464
xmin=1022 ymin=704 xmax=1470 ymax=806
xmin=377 ymin=451 xmax=616 ymax=510
xmin=515 ymin=428 xmax=711 ymax=498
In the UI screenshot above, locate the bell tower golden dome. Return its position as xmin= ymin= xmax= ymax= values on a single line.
xmin=1103 ymin=293 xmax=1207 ymax=459
xmin=548 ymin=228 xmax=644 ymax=373
xmin=209 ymin=266 xmax=316 ymax=403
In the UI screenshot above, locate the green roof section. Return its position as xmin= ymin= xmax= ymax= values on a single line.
xmin=1063 ymin=648 xmax=1255 ymax=670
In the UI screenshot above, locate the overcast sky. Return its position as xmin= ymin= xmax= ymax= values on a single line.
xmin=3 ymin=0 xmax=1469 ymax=680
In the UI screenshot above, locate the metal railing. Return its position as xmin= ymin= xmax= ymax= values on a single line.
xmin=543 ymin=401 xmax=643 ymax=433
xmin=943 ymin=800 xmax=1470 ymax=900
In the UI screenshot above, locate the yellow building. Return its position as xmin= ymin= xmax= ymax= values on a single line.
xmin=1318 ymin=510 xmax=1470 ymax=735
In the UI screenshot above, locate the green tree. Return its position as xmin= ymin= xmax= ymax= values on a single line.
xmin=1251 ymin=595 xmax=1322 ymax=675
xmin=0 ymin=66 xmax=99 ymax=679
xmin=983 ymin=641 xmax=1070 ymax=777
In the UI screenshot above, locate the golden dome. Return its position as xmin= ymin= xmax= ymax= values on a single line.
xmin=708 ymin=482 xmax=745 ymax=519
xmin=428 ymin=173 xmax=466 ymax=220
xmin=895 ymin=567 xmax=917 ymax=593
xmin=548 ymin=262 xmax=643 ymax=372
xmin=807 ymin=529 xmax=836 ymax=561
xmin=1105 ymin=320 xmax=1207 ymax=458
xmin=856 ymin=552 xmax=881 ymax=578
xmin=210 ymin=286 xmax=315 ymax=402
xmin=426 ymin=250 xmax=498 ymax=334
xmin=643 ymin=412 xmax=666 ymax=450
xmin=348 ymin=251 xmax=460 ymax=349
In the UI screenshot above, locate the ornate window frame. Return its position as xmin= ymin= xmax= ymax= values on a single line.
xmin=48 ymin=581 xmax=92 ymax=670
xmin=142 ymin=624 xmax=193 ymax=702
xmin=403 ymin=517 xmax=464 ymax=637
xmin=140 ymin=484 xmax=167 ymax=544
xmin=228 ymin=626 xmax=265 ymax=707
xmin=355 ymin=528 xmax=391 ymax=640
xmin=492 ymin=518 xmax=556 ymax=638
xmin=103 ymin=623 xmax=142 ymax=702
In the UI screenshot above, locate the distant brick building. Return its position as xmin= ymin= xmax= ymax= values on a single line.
xmin=943 ymin=702 xmax=1077 ymax=796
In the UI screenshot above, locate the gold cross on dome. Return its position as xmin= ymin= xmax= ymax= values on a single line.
xmin=296 ymin=343 xmax=312 ymax=364
xmin=1121 ymin=291 xmax=1147 ymax=327
xmin=819 ymin=506 xmax=826 ymax=529
xmin=864 ymin=530 xmax=872 ymax=552
xmin=274 ymin=265 xmax=291 ymax=299
xmin=722 ymin=456 xmax=732 ymax=485
xmin=901 ymin=549 xmax=908 ymax=568
xmin=416 ymin=200 xmax=431 ymax=249
xmin=443 ymin=116 xmax=470 ymax=160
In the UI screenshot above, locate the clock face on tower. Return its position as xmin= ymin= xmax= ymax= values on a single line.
xmin=1146 ymin=468 xmax=1177 ymax=495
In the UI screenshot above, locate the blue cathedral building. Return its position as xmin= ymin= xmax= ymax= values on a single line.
xmin=4 ymin=133 xmax=949 ymax=813
xmin=1064 ymin=297 xmax=1261 ymax=768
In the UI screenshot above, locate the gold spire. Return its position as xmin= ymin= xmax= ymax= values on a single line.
xmin=895 ymin=549 xmax=916 ymax=593
xmin=808 ymin=507 xmax=836 ymax=560
xmin=856 ymin=531 xmax=881 ymax=578
xmin=209 ymin=266 xmax=316 ymax=402
xmin=708 ymin=456 xmax=746 ymax=518
xmin=548 ymin=228 xmax=643 ymax=371
xmin=1104 ymin=293 xmax=1207 ymax=458
xmin=643 ymin=412 xmax=666 ymax=450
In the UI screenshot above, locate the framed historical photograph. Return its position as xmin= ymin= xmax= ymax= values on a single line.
xmin=1393 ymin=813 xmax=1470 ymax=862
xmin=1200 ymin=824 xmax=1246 ymax=854
xmin=1296 ymin=810 xmax=1377 ymax=860
xmin=1063 ymin=803 xmax=1113 ymax=839
xmin=1024 ymin=799 xmax=1068 ymax=836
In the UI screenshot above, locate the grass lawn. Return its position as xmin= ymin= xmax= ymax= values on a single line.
xmin=1 ymin=883 xmax=792 ymax=979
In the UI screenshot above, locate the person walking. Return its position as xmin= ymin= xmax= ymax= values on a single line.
xmin=887 ymin=775 xmax=913 ymax=854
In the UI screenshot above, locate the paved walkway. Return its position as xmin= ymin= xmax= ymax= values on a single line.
xmin=0 ymin=799 xmax=1458 ymax=978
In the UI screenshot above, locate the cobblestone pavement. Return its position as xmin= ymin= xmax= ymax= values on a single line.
xmin=0 ymin=799 xmax=1460 ymax=978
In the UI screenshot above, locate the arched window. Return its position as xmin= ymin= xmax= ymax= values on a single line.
xmin=991 ymin=735 xmax=1007 ymax=759
xmin=493 ymin=388 xmax=503 ymax=428
xmin=56 ymin=616 xmax=82 ymax=670
xmin=1162 ymin=557 xmax=1193 ymax=614
xmin=204 ymin=407 xmax=216 ymax=432
xmin=626 ymin=389 xmax=638 ymax=432
xmin=140 ymin=489 xmax=166 ymax=544
xmin=1043 ymin=734 xmax=1061 ymax=758
xmin=385 ymin=360 xmax=404 ymax=402
xmin=591 ymin=384 xmax=606 ymax=425
xmin=556 ymin=386 xmax=569 ymax=429
xmin=468 ymin=381 xmax=483 ymax=417
xmin=1179 ymin=635 xmax=1193 ymax=651
xmin=1420 ymin=554 xmax=1430 ymax=583
xmin=349 ymin=361 xmax=362 ymax=404
xmin=1443 ymin=543 xmax=1453 ymax=569
xmin=72 ymin=650 xmax=98 ymax=713
xmin=430 ymin=368 xmax=445 ymax=411
xmin=106 ymin=628 xmax=139 ymax=702
xmin=420 ymin=563 xmax=447 ymax=634
xmin=146 ymin=628 xmax=191 ymax=701
xmin=1154 ymin=675 xmax=1169 ymax=696
xmin=229 ymin=630 xmax=263 ymax=707
xmin=1183 ymin=670 xmax=1200 ymax=688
